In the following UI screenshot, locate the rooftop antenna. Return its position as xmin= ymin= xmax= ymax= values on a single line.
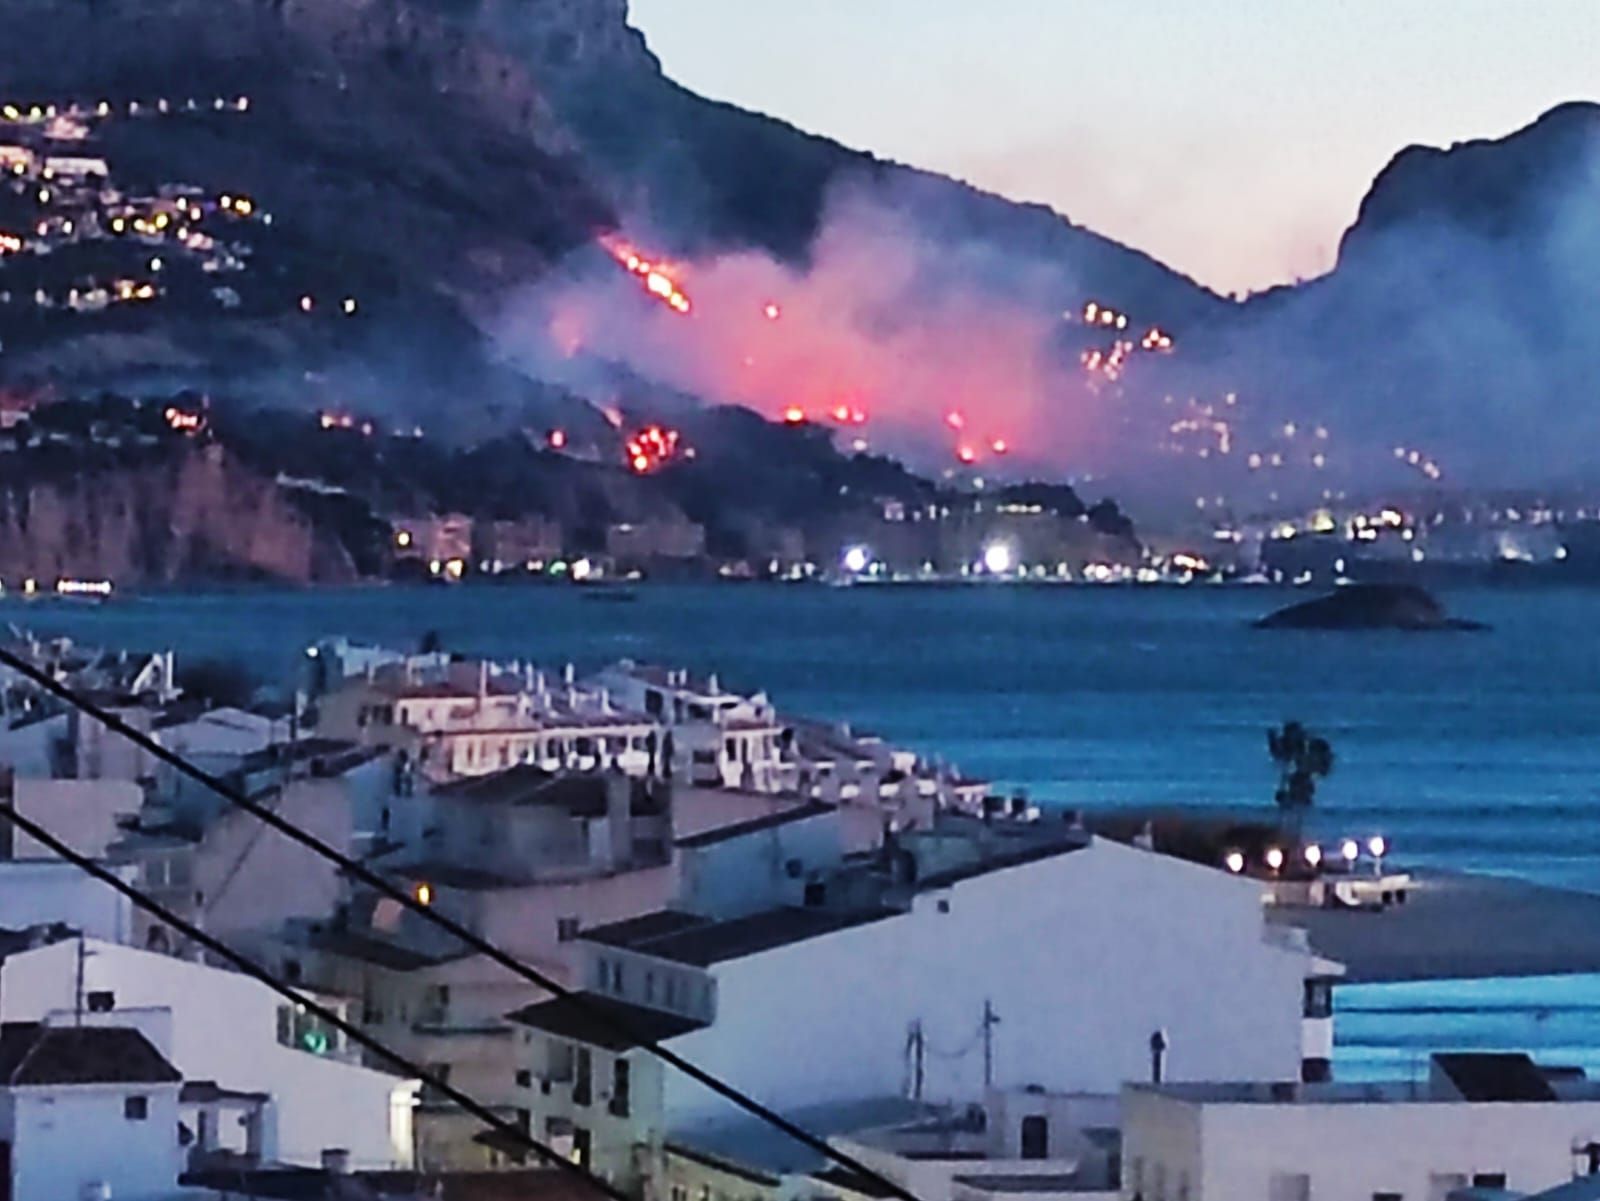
xmin=982 ymin=1000 xmax=1000 ymax=1087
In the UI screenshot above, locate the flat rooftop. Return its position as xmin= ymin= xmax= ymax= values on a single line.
xmin=583 ymin=905 xmax=902 ymax=967
xmin=1268 ymin=869 xmax=1600 ymax=983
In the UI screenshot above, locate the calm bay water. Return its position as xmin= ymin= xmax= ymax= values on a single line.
xmin=7 ymin=581 xmax=1600 ymax=1076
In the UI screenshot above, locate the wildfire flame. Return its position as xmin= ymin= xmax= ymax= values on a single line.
xmin=602 ymin=235 xmax=692 ymax=315
xmin=624 ymin=424 xmax=685 ymax=475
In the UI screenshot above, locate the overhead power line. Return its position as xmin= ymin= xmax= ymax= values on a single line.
xmin=0 ymin=647 xmax=921 ymax=1201
xmin=0 ymin=799 xmax=630 ymax=1201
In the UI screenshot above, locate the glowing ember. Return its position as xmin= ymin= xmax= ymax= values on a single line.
xmin=783 ymin=406 xmax=806 ymax=424
xmin=945 ymin=411 xmax=966 ymax=430
xmin=602 ymin=235 xmax=694 ymax=316
xmin=957 ymin=445 xmax=977 ymax=464
xmin=990 ymin=438 xmax=1009 ymax=455
xmin=623 ymin=424 xmax=685 ymax=475
xmin=547 ymin=429 xmax=567 ymax=450
xmin=764 ymin=303 xmax=781 ymax=321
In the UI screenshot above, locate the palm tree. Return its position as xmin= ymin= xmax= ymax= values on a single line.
xmin=1267 ymin=721 xmax=1334 ymax=841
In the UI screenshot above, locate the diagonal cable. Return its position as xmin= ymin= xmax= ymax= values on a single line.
xmin=0 ymin=646 xmax=920 ymax=1201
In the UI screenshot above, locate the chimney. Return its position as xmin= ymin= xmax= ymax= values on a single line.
xmin=1149 ymin=1029 xmax=1169 ymax=1084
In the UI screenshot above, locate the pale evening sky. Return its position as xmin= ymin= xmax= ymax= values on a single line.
xmin=628 ymin=1 xmax=1600 ymax=296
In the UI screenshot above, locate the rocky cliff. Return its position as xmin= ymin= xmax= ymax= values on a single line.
xmin=0 ymin=442 xmax=358 ymax=584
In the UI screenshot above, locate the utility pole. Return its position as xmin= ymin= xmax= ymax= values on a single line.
xmin=74 ymin=935 xmax=87 ymax=1026
xmin=981 ymin=1000 xmax=1000 ymax=1088
xmin=907 ymin=1020 xmax=925 ymax=1101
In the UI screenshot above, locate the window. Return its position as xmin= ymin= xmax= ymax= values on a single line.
xmin=574 ymin=1048 xmax=592 ymax=1106
xmin=610 ymin=1058 xmax=631 ymax=1118
xmin=644 ymin=972 xmax=656 ymax=1004
xmin=515 ymin=1069 xmax=533 ymax=1088
xmin=1471 ymin=1175 xmax=1507 ymax=1190
xmin=572 ymin=1127 xmax=591 ymax=1169
xmin=557 ymin=917 xmax=581 ymax=942
xmin=1373 ymin=1194 xmax=1403 ymax=1201
xmin=548 ymin=1039 xmax=575 ymax=1083
xmin=1019 ymin=1115 xmax=1049 ymax=1160
xmin=1303 ymin=978 xmax=1334 ymax=1019
xmin=124 ymin=1094 xmax=149 ymax=1121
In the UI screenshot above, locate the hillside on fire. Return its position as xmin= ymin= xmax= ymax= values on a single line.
xmin=0 ymin=0 xmax=1596 ymax=519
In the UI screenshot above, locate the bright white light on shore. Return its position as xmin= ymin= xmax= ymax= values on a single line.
xmin=843 ymin=545 xmax=871 ymax=574
xmin=1303 ymin=844 xmax=1323 ymax=868
xmin=1224 ymin=850 xmax=1245 ymax=874
xmin=982 ymin=542 xmax=1014 ymax=575
xmin=1368 ymin=835 xmax=1387 ymax=859
xmin=1341 ymin=838 xmax=1360 ymax=864
xmin=1265 ymin=847 xmax=1285 ymax=872
xmin=572 ymin=557 xmax=593 ymax=582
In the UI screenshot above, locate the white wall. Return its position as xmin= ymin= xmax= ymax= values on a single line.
xmin=0 ymin=714 xmax=66 ymax=778
xmin=5 ymin=1082 xmax=183 ymax=1201
xmin=1124 ymin=1087 xmax=1600 ymax=1201
xmin=0 ymin=939 xmax=418 ymax=1170
xmin=662 ymin=839 xmax=1309 ymax=1125
xmin=194 ymin=775 xmax=353 ymax=940
xmin=0 ymin=860 xmax=135 ymax=942
xmin=11 ymin=777 xmax=142 ymax=859
xmin=680 ymin=810 xmax=843 ymax=918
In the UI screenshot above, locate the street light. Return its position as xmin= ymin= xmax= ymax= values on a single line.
xmin=1265 ymin=847 xmax=1285 ymax=873
xmin=1303 ymin=844 xmax=1323 ymax=869
xmin=1341 ymin=839 xmax=1360 ymax=869
xmin=1224 ymin=850 xmax=1245 ymax=874
xmin=843 ymin=545 xmax=871 ymax=574
xmin=982 ymin=542 xmax=1014 ymax=575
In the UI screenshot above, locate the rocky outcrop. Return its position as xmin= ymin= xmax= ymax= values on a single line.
xmin=1254 ymin=584 xmax=1486 ymax=632
xmin=0 ymin=444 xmax=357 ymax=584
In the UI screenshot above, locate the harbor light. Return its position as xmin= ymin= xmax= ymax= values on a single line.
xmin=1368 ymin=835 xmax=1387 ymax=860
xmin=842 ymin=545 xmax=871 ymax=574
xmin=1303 ymin=844 xmax=1323 ymax=868
xmin=982 ymin=542 xmax=1014 ymax=575
xmin=1265 ymin=847 xmax=1285 ymax=872
xmin=1341 ymin=838 xmax=1360 ymax=866
xmin=1224 ymin=850 xmax=1245 ymax=874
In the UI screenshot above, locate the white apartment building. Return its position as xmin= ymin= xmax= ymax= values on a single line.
xmin=593 ymin=663 xmax=786 ymax=793
xmin=318 ymin=662 xmax=657 ymax=781
xmin=513 ymin=830 xmax=1328 ymax=1185
xmin=1122 ymin=1053 xmax=1600 ymax=1201
xmin=0 ymin=939 xmax=420 ymax=1170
